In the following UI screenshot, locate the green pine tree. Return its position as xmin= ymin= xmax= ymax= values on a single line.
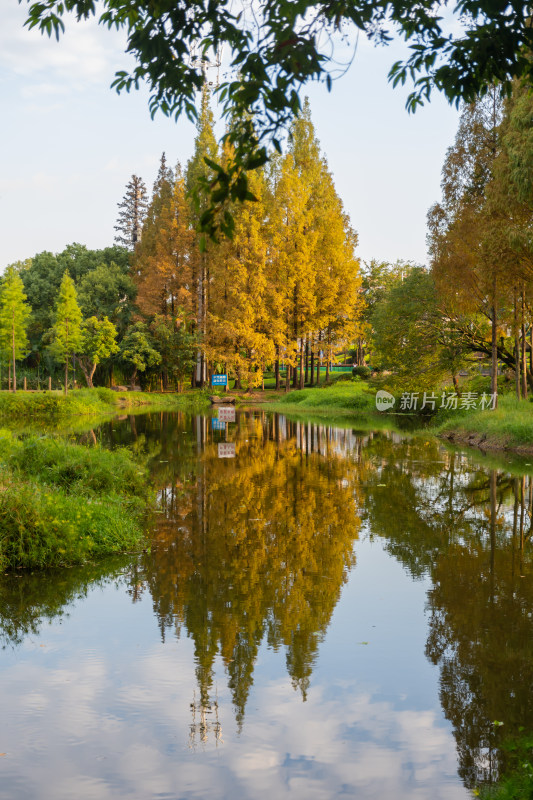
xmin=0 ymin=267 xmax=32 ymax=392
xmin=50 ymin=272 xmax=83 ymax=395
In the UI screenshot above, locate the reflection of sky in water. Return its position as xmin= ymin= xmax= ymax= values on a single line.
xmin=0 ymin=537 xmax=468 ymax=800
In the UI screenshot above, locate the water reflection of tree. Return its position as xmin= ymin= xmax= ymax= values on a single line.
xmin=0 ymin=558 xmax=133 ymax=649
xmin=133 ymin=411 xmax=362 ymax=729
xmin=361 ymin=437 xmax=533 ymax=793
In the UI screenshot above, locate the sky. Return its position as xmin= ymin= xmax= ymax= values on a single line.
xmin=1 ymin=1 xmax=460 ymax=271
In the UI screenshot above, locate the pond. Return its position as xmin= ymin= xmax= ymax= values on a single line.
xmin=0 ymin=410 xmax=532 ymax=799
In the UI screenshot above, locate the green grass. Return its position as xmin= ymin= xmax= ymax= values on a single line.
xmin=434 ymin=394 xmax=533 ymax=448
xmin=0 ymin=387 xmax=210 ymax=420
xmin=0 ymin=430 xmax=153 ymax=571
xmin=261 ymin=379 xmax=533 ymax=453
xmin=267 ymin=379 xmax=377 ymax=414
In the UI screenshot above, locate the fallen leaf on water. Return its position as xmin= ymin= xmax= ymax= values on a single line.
xmin=377 ymin=484 xmax=387 ymax=487
xmin=0 ymin=753 xmax=6 ymax=757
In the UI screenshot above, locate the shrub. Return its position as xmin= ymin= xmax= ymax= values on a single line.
xmin=352 ymin=365 xmax=371 ymax=380
xmin=0 ymin=433 xmax=151 ymax=570
xmin=3 ymin=436 xmax=149 ymax=498
xmin=0 ymin=478 xmax=144 ymax=570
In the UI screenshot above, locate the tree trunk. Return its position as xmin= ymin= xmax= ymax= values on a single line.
xmin=275 ymin=351 xmax=280 ymax=390
xmin=514 ymin=292 xmax=520 ymax=399
xmin=11 ymin=308 xmax=16 ymax=393
xmin=64 ymin=317 xmax=69 ymax=396
xmin=299 ymin=341 xmax=304 ymax=390
xmin=304 ymin=339 xmax=309 ymax=385
xmin=285 ymin=364 xmax=291 ymax=393
xmin=521 ymin=289 xmax=527 ymax=399
xmin=491 ymin=301 xmax=498 ymax=407
xmin=452 ymin=373 xmax=460 ymax=395
xmin=310 ymin=346 xmax=315 ymax=387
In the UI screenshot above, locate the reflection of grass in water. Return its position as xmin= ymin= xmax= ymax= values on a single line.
xmin=440 ymin=437 xmax=533 ymax=478
xmin=0 ymin=556 xmax=135 ymax=648
xmin=0 ymin=431 xmax=152 ymax=570
xmin=478 ymin=734 xmax=533 ymax=799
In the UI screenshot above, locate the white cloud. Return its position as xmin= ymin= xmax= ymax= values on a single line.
xmin=0 ymin=2 xmax=128 ymax=88
xmin=0 ymin=645 xmax=469 ymax=800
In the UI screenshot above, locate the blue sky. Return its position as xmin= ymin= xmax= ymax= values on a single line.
xmin=1 ymin=2 xmax=460 ymax=270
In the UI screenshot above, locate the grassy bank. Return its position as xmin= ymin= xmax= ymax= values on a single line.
xmin=0 ymin=431 xmax=152 ymax=570
xmin=256 ymin=378 xmax=533 ymax=455
xmin=433 ymin=395 xmax=533 ymax=454
xmin=0 ymin=387 xmax=210 ymax=420
xmin=265 ymin=380 xmax=378 ymax=416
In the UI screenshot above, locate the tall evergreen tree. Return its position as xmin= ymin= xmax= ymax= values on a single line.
xmin=0 ymin=267 xmax=32 ymax=392
xmin=186 ymin=87 xmax=219 ymax=387
xmin=135 ymin=162 xmax=194 ymax=318
xmin=114 ymin=175 xmax=149 ymax=249
xmin=49 ymin=272 xmax=83 ymax=395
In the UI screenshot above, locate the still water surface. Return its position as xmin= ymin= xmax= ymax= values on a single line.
xmin=1 ymin=410 xmax=532 ymax=799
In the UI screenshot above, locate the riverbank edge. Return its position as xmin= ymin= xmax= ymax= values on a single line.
xmin=252 ymin=387 xmax=533 ymax=457
xmin=437 ymin=429 xmax=533 ymax=456
xmin=0 ymin=388 xmax=211 ymax=421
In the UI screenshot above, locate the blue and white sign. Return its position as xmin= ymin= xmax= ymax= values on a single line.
xmin=211 ymin=374 xmax=228 ymax=387
xmin=212 ymin=418 xmax=226 ymax=431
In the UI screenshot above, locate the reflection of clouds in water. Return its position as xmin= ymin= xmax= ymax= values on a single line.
xmin=0 ymin=643 xmax=467 ymax=800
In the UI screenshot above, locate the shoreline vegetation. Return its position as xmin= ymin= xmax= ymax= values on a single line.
xmin=0 ymin=431 xmax=152 ymax=571
xmin=250 ymin=380 xmax=533 ymax=457
xmin=0 ymin=387 xmax=210 ymax=420
xmin=2 ymin=380 xmax=532 ymax=455
xmin=2 ymin=379 xmax=533 ymax=572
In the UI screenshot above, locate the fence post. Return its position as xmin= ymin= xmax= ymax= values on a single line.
xmin=23 ymin=377 xmax=27 ymax=392
xmin=48 ymin=376 xmax=52 ymax=391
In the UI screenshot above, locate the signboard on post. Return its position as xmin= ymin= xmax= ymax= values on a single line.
xmin=212 ymin=418 xmax=226 ymax=431
xmin=211 ymin=374 xmax=228 ymax=387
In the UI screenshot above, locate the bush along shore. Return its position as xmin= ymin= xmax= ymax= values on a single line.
xmin=0 ymin=387 xmax=210 ymax=420
xmin=0 ymin=431 xmax=153 ymax=571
